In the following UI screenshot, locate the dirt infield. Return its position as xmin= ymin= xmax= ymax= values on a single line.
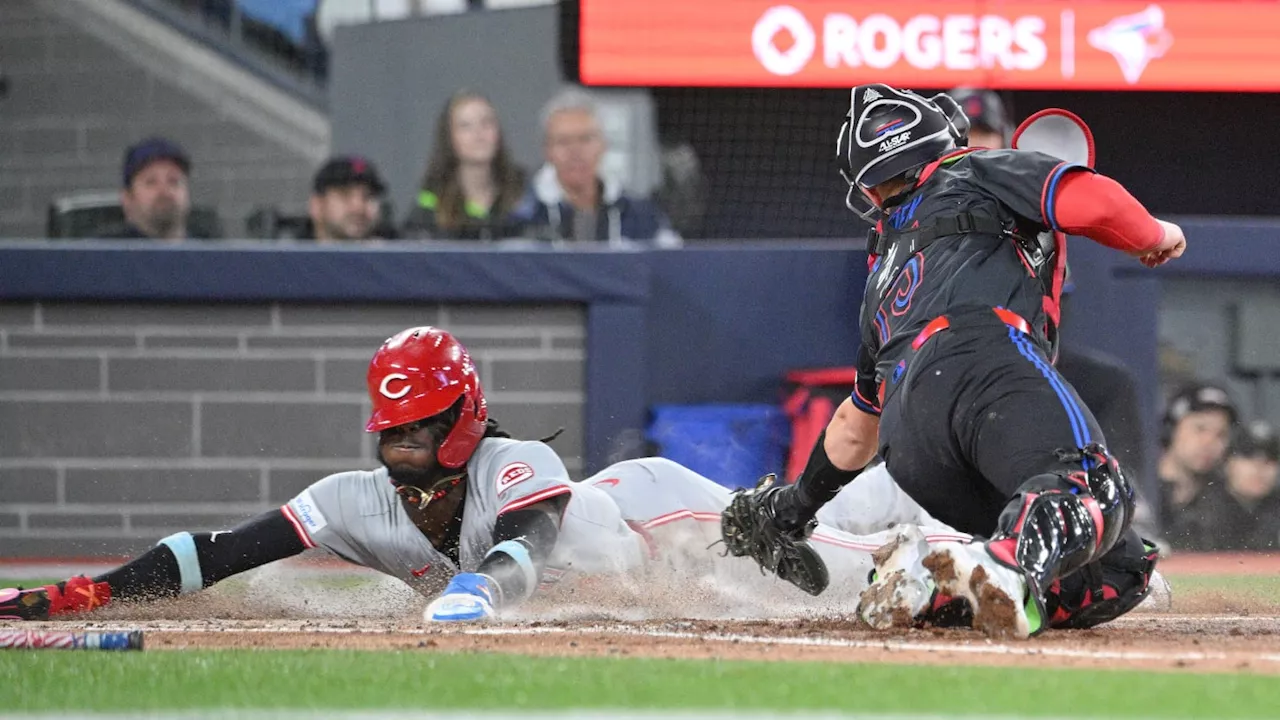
xmin=9 ymin=552 xmax=1280 ymax=675
xmin=18 ymin=614 xmax=1280 ymax=675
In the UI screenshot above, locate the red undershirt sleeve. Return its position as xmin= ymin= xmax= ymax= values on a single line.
xmin=1051 ymin=171 xmax=1164 ymax=255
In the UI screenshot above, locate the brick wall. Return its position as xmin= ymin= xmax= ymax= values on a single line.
xmin=0 ymin=301 xmax=585 ymax=557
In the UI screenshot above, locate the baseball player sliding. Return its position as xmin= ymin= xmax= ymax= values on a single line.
xmin=1 ymin=327 xmax=965 ymax=623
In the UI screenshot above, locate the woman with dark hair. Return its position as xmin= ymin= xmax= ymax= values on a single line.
xmin=402 ymin=91 xmax=527 ymax=240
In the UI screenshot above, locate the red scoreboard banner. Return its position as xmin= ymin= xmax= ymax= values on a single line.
xmin=579 ymin=1 xmax=1280 ymax=91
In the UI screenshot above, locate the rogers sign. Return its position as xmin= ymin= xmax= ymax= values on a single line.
xmin=754 ymin=7 xmax=1048 ymax=76
xmin=579 ymin=0 xmax=1280 ymax=92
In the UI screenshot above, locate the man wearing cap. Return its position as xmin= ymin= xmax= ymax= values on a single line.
xmin=306 ymin=156 xmax=387 ymax=242
xmin=1158 ymin=383 xmax=1237 ymax=550
xmin=1216 ymin=421 xmax=1280 ymax=550
xmin=947 ymin=88 xmax=1012 ymax=150
xmin=112 ymin=137 xmax=202 ymax=241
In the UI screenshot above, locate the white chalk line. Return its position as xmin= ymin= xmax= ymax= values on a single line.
xmin=21 ymin=616 xmax=1280 ymax=665
xmin=462 ymin=625 xmax=1280 ymax=664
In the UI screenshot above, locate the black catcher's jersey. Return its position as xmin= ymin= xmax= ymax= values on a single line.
xmin=851 ymin=148 xmax=1088 ymax=415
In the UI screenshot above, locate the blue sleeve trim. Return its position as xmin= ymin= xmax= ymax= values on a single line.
xmin=1044 ymin=162 xmax=1082 ymax=232
xmin=849 ymin=388 xmax=882 ymax=416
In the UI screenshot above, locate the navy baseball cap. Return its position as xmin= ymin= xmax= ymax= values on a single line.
xmin=313 ymin=156 xmax=386 ymax=196
xmin=1166 ymin=383 xmax=1238 ymax=426
xmin=1232 ymin=420 xmax=1279 ymax=462
xmin=122 ymin=137 xmax=191 ymax=187
xmin=948 ymin=88 xmax=1011 ymax=136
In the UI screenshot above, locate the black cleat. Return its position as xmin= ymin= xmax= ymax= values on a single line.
xmin=720 ymin=474 xmax=830 ymax=596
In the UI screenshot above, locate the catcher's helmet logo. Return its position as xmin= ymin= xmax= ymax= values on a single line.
xmin=379 ymin=373 xmax=411 ymax=400
xmin=878 ymin=132 xmax=911 ymax=153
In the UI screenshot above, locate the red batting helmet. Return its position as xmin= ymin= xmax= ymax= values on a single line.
xmin=365 ymin=327 xmax=488 ymax=468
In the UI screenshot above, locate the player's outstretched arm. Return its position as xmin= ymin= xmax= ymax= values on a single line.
xmin=0 ymin=509 xmax=307 ymax=620
xmin=1051 ymin=171 xmax=1185 ymax=267
xmin=424 ymin=496 xmax=569 ymax=622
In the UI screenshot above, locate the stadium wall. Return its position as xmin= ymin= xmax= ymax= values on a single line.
xmin=0 ymin=229 xmax=1276 ymax=556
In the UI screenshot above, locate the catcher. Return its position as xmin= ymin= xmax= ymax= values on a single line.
xmin=722 ymin=84 xmax=1184 ymax=639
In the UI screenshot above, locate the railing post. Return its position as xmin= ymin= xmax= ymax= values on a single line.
xmin=229 ymin=0 xmax=243 ymax=46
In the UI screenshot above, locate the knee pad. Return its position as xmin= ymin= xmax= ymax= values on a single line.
xmin=1061 ymin=444 xmax=1137 ymax=552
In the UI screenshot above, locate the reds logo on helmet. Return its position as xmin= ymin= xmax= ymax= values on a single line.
xmin=365 ymin=327 xmax=488 ymax=468
xmin=378 ymin=373 xmax=411 ymax=399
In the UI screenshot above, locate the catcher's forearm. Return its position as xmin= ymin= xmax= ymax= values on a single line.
xmin=478 ymin=498 xmax=566 ymax=608
xmin=94 ymin=509 xmax=306 ymax=600
xmin=1052 ymin=172 xmax=1163 ymax=254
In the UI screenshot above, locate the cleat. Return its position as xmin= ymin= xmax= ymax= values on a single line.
xmin=922 ymin=541 xmax=1042 ymax=640
xmin=856 ymin=525 xmax=935 ymax=629
xmin=720 ymin=474 xmax=830 ymax=596
xmin=0 ymin=576 xmax=111 ymax=621
xmin=1136 ymin=569 xmax=1173 ymax=613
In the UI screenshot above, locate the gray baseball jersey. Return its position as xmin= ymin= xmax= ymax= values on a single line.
xmin=283 ymin=436 xmax=645 ymax=597
xmin=584 ymin=457 xmax=970 ymax=598
xmin=814 ymin=461 xmax=945 ymax=535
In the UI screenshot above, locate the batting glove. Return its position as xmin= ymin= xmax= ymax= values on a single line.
xmin=423 ymin=573 xmax=496 ymax=622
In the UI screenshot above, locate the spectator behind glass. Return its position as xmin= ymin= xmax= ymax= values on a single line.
xmin=1158 ymin=383 xmax=1237 ymax=550
xmin=514 ymin=88 xmax=680 ymax=247
xmin=946 ymin=87 xmax=1012 ymax=150
xmin=1220 ymin=421 xmax=1280 ymax=550
xmin=306 ymin=156 xmax=385 ymax=242
xmin=402 ymin=91 xmax=527 ymax=241
xmin=111 ymin=138 xmax=204 ymax=241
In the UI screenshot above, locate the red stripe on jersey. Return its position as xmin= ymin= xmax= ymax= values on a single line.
xmin=809 ymin=532 xmax=881 ymax=551
xmin=924 ymin=533 xmax=974 ymax=543
xmin=641 ymin=509 xmax=722 ymax=530
xmin=498 ymin=485 xmax=573 ymax=516
xmin=280 ymin=505 xmax=316 ymax=549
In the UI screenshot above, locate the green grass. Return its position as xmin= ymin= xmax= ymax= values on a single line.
xmin=0 ymin=578 xmax=60 ymax=588
xmin=3 ymin=650 xmax=1280 ymax=716
xmin=1165 ymin=573 xmax=1280 ymax=604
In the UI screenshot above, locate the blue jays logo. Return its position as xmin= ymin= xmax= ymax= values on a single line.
xmin=1087 ymin=5 xmax=1173 ymax=84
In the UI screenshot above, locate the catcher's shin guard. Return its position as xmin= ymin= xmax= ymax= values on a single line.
xmin=720 ymin=474 xmax=830 ymax=596
xmin=986 ymin=444 xmax=1136 ymax=594
xmin=1045 ymin=538 xmax=1160 ymax=629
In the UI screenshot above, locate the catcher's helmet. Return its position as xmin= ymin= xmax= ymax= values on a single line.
xmin=365 ymin=326 xmax=488 ymax=468
xmin=837 ymin=84 xmax=963 ymax=219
